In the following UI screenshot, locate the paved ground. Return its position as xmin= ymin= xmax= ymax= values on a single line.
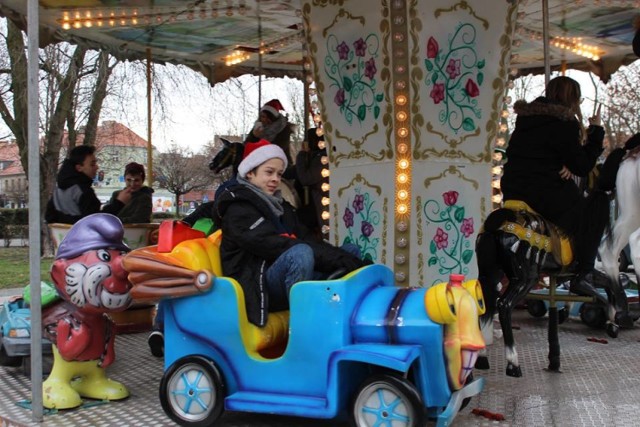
xmin=1 ymin=301 xmax=639 ymax=426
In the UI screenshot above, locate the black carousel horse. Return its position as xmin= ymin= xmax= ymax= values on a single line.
xmin=475 ymin=199 xmax=626 ymax=378
xmin=209 ymin=137 xmax=243 ymax=175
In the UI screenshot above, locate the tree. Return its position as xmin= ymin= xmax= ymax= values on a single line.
xmin=603 ymin=61 xmax=640 ymax=148
xmin=0 ymin=18 xmax=121 ymax=253
xmin=154 ymin=143 xmax=212 ymax=212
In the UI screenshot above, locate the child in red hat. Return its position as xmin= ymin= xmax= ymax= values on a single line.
xmin=213 ymin=140 xmax=365 ymax=327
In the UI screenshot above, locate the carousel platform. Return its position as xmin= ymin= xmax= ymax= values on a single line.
xmin=0 ymin=307 xmax=639 ymax=427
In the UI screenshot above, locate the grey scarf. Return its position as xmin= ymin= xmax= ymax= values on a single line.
xmin=237 ymin=176 xmax=284 ymax=219
xmin=261 ymin=115 xmax=288 ymax=142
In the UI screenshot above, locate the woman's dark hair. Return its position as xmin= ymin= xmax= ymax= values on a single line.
xmin=125 ymin=162 xmax=146 ymax=180
xmin=546 ymin=76 xmax=581 ymax=109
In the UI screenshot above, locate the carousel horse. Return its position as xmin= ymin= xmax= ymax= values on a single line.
xmin=209 ymin=138 xmax=300 ymax=208
xmin=598 ymin=150 xmax=640 ymax=327
xmin=475 ymin=197 xmax=624 ymax=378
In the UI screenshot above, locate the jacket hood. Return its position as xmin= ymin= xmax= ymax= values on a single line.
xmin=56 ymin=158 xmax=93 ymax=190
xmin=513 ymin=97 xmax=576 ymax=121
xmin=136 ymin=186 xmax=154 ymax=195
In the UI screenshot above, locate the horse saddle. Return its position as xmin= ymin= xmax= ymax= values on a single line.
xmin=499 ymin=200 xmax=573 ymax=266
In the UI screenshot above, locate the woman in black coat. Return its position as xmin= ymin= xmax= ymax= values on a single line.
xmin=501 ymin=76 xmax=637 ymax=292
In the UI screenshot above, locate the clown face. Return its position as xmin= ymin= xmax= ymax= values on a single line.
xmin=51 ymin=248 xmax=132 ymax=314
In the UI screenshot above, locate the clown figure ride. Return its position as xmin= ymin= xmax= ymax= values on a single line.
xmin=42 ymin=214 xmax=133 ymax=409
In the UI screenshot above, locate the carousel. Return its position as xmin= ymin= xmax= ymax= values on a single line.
xmin=0 ymin=1 xmax=639 ymax=426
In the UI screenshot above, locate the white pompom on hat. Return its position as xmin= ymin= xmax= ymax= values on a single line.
xmin=238 ymin=139 xmax=288 ymax=178
xmin=260 ymin=99 xmax=284 ymax=118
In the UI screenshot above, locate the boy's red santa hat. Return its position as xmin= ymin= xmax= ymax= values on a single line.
xmin=238 ymin=139 xmax=288 ymax=178
xmin=260 ymin=99 xmax=284 ymax=118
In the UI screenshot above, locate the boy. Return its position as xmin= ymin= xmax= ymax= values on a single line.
xmin=213 ymin=139 xmax=365 ymax=326
xmin=45 ymin=145 xmax=132 ymax=224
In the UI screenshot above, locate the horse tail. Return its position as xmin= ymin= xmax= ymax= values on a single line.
xmin=476 ymin=231 xmax=499 ymax=330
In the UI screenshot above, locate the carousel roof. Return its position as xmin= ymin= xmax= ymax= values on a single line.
xmin=0 ymin=0 xmax=637 ymax=85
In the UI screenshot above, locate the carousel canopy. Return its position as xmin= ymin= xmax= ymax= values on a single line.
xmin=0 ymin=0 xmax=637 ymax=85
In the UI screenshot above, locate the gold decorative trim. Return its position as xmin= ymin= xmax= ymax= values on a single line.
xmin=482 ymin=2 xmax=519 ymax=163
xmin=382 ymin=198 xmax=388 ymax=264
xmin=323 ymin=8 xmax=365 ymax=37
xmin=434 ymin=1 xmax=489 ymax=29
xmin=423 ymin=165 xmax=479 ymax=190
xmin=416 ymin=195 xmax=423 ymax=246
xmin=332 ymin=124 xmax=392 ymax=167
xmin=418 ymin=252 xmax=424 ymax=287
xmin=332 ymin=201 xmax=339 ymax=246
xmin=313 ymin=0 xmax=347 ymax=7
xmin=337 ymin=173 xmax=383 ymax=197
xmin=418 ymin=124 xmax=482 ymax=161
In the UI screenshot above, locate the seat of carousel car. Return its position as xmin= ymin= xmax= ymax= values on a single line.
xmin=123 ymin=221 xmax=290 ymax=358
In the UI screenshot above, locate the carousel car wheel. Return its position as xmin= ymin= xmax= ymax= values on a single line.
xmin=526 ymin=300 xmax=547 ymax=318
xmin=160 ymin=356 xmax=225 ymax=427
xmin=580 ymin=303 xmax=606 ymax=329
xmin=350 ymin=373 xmax=425 ymax=427
xmin=0 ymin=339 xmax=21 ymax=367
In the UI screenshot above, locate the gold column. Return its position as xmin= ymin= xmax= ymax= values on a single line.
xmin=390 ymin=0 xmax=410 ymax=284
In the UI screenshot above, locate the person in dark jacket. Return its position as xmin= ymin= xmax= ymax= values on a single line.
xmin=45 ymin=145 xmax=131 ymax=224
xmin=104 ymin=162 xmax=154 ymax=223
xmin=244 ymin=99 xmax=296 ymax=177
xmin=213 ymin=139 xmax=365 ymax=326
xmin=296 ymin=127 xmax=328 ymax=236
xmin=500 ymin=76 xmax=639 ymax=293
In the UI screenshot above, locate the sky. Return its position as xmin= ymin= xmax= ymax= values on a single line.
xmin=0 ymin=68 xmax=303 ymax=154
xmin=99 ymin=71 xmax=304 ymax=153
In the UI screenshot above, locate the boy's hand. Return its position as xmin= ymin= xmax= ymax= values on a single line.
xmin=559 ymin=166 xmax=573 ymax=180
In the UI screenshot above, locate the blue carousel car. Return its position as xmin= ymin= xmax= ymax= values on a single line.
xmin=0 ymin=282 xmax=55 ymax=372
xmin=123 ymin=226 xmax=486 ymax=427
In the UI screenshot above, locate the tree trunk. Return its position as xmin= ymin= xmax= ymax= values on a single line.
xmin=83 ymin=51 xmax=116 ymax=145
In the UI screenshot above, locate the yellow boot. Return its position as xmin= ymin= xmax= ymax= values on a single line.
xmin=42 ymin=346 xmax=82 ymax=409
xmin=70 ymin=364 xmax=129 ymax=401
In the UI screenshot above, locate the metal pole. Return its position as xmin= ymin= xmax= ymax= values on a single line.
xmin=257 ymin=2 xmax=262 ymax=111
xmin=27 ymin=0 xmax=43 ymax=420
xmin=542 ymin=0 xmax=550 ymax=85
xmin=146 ymin=48 xmax=153 ymax=187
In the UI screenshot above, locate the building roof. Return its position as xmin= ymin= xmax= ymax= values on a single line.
xmin=0 ymin=121 xmax=149 ymax=178
xmin=0 ymin=141 xmax=21 ymax=177
xmin=91 ymin=121 xmax=149 ymax=149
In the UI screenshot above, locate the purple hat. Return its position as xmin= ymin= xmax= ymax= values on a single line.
xmin=56 ymin=213 xmax=130 ymax=260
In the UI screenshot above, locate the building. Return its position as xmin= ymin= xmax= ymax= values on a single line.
xmin=0 ymin=121 xmax=174 ymax=209
xmin=0 ymin=141 xmax=26 ymax=208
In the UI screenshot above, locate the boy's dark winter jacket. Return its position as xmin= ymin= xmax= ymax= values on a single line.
xmin=106 ymin=186 xmax=154 ymax=223
xmin=45 ymin=159 xmax=123 ymax=224
xmin=214 ymin=182 xmax=364 ymax=326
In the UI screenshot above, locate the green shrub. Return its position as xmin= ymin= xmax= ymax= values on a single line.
xmin=3 ymin=225 xmax=27 ymax=247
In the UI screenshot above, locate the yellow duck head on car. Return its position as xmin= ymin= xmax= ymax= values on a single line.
xmin=425 ymin=277 xmax=486 ymax=390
